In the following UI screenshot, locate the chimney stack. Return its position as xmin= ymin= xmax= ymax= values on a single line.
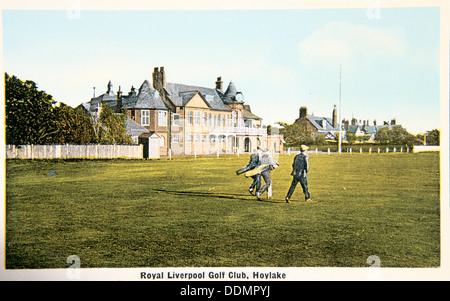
xmin=332 ymin=105 xmax=338 ymax=128
xmin=116 ymin=86 xmax=122 ymax=112
xmin=300 ymin=106 xmax=308 ymax=119
xmin=160 ymin=66 xmax=166 ymax=88
xmin=152 ymin=66 xmax=166 ymax=90
xmin=215 ymin=76 xmax=223 ymax=91
xmin=344 ymin=119 xmax=350 ymax=130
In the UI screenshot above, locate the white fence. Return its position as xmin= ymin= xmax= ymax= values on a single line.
xmin=5 ymin=144 xmax=143 ymax=159
xmin=412 ymin=145 xmax=440 ymax=153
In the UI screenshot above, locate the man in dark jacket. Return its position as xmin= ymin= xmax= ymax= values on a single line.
xmin=285 ymin=145 xmax=311 ymax=203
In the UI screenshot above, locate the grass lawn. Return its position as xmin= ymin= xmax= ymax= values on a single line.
xmin=5 ymin=152 xmax=440 ymax=268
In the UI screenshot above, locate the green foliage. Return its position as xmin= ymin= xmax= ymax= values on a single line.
xmin=278 ymin=121 xmax=314 ymax=147
xmin=374 ymin=125 xmax=420 ymax=146
xmin=346 ymin=132 xmax=357 ymax=145
xmin=5 ymin=73 xmax=133 ymax=145
xmin=97 ymin=104 xmax=133 ymax=144
xmin=52 ymin=103 xmax=96 ymax=144
xmin=426 ymin=129 xmax=440 ymax=145
xmin=5 ymin=73 xmax=56 ymax=145
xmin=314 ymin=134 xmax=326 ymax=145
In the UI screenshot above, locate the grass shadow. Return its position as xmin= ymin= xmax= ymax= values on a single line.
xmin=150 ymin=188 xmax=287 ymax=204
xmin=149 ymin=188 xmax=252 ymax=202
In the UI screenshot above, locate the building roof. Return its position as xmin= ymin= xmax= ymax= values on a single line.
xmin=132 ymin=80 xmax=167 ymax=110
xmin=126 ymin=118 xmax=149 ymax=137
xmin=242 ymin=104 xmax=261 ymax=120
xmin=307 ymin=115 xmax=340 ymax=132
xmin=165 ymin=82 xmax=230 ymax=111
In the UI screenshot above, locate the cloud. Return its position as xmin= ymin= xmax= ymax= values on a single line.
xmin=297 ymin=21 xmax=408 ymax=69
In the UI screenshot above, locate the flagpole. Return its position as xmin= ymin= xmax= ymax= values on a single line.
xmin=338 ymin=64 xmax=342 ymax=154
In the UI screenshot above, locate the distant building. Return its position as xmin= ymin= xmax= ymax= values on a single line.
xmin=294 ymin=105 xmax=341 ymax=140
xmin=294 ymin=105 xmax=400 ymax=141
xmin=80 ymin=67 xmax=283 ymax=157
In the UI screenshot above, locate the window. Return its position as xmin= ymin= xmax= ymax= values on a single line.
xmin=187 ymin=135 xmax=193 ymax=142
xmin=173 ymin=114 xmax=180 ymax=126
xmin=208 ymin=114 xmax=212 ymax=126
xmin=195 ymin=135 xmax=200 ymax=142
xmin=202 ymin=135 xmax=207 ymax=143
xmin=188 ymin=111 xmax=193 ymax=125
xmin=141 ymin=110 xmax=150 ymax=126
xmin=173 ymin=135 xmax=180 ymax=143
xmin=158 ymin=110 xmax=167 ymax=126
xmin=194 ymin=111 xmax=201 ymax=125
xmin=203 ymin=113 xmax=207 ymax=126
xmin=221 ymin=115 xmax=225 ymax=127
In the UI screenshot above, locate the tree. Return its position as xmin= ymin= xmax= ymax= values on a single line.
xmin=97 ymin=104 xmax=133 ymax=144
xmin=278 ymin=121 xmax=314 ymax=147
xmin=52 ymin=103 xmax=96 ymax=144
xmin=390 ymin=125 xmax=409 ymax=144
xmin=5 ymin=73 xmax=57 ymax=145
xmin=346 ymin=132 xmax=357 ymax=144
xmin=374 ymin=125 xmax=420 ymax=146
xmin=314 ymin=134 xmax=326 ymax=145
xmin=374 ymin=127 xmax=391 ymax=144
xmin=426 ymin=129 xmax=440 ymax=146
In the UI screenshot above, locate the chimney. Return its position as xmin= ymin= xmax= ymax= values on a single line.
xmin=116 ymin=86 xmax=122 ymax=112
xmin=299 ymin=106 xmax=308 ymax=119
xmin=351 ymin=118 xmax=357 ymax=126
xmin=107 ymin=80 xmax=114 ymax=95
xmin=332 ymin=105 xmax=337 ymax=128
xmin=153 ymin=66 xmax=166 ymax=90
xmin=391 ymin=118 xmax=396 ymax=126
xmin=344 ymin=120 xmax=350 ymax=131
xmin=215 ymin=76 xmax=223 ymax=91
xmin=374 ymin=120 xmax=377 ymax=126
xmin=160 ymin=66 xmax=166 ymax=88
xmin=152 ymin=67 xmax=159 ymax=89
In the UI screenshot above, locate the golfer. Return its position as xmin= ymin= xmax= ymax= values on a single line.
xmin=255 ymin=149 xmax=278 ymax=200
xmin=285 ymin=145 xmax=311 ymax=203
xmin=236 ymin=148 xmax=262 ymax=195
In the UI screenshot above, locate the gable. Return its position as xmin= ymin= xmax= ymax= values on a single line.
xmin=184 ymin=92 xmax=211 ymax=109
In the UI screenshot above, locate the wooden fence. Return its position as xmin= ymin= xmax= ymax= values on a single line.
xmin=5 ymin=144 xmax=143 ymax=159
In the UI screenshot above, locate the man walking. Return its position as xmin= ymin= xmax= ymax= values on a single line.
xmin=236 ymin=148 xmax=262 ymax=195
xmin=285 ymin=145 xmax=311 ymax=203
xmin=255 ymin=149 xmax=278 ymax=200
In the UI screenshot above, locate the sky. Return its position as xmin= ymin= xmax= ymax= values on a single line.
xmin=1 ymin=5 xmax=443 ymax=134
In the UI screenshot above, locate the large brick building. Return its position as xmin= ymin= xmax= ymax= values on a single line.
xmin=80 ymin=67 xmax=283 ymax=157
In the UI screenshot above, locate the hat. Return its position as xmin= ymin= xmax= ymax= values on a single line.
xmin=300 ymin=145 xmax=309 ymax=152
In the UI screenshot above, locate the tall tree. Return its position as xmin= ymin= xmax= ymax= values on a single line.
xmin=97 ymin=104 xmax=133 ymax=144
xmin=5 ymin=73 xmax=56 ymax=145
xmin=53 ymin=103 xmax=96 ymax=144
